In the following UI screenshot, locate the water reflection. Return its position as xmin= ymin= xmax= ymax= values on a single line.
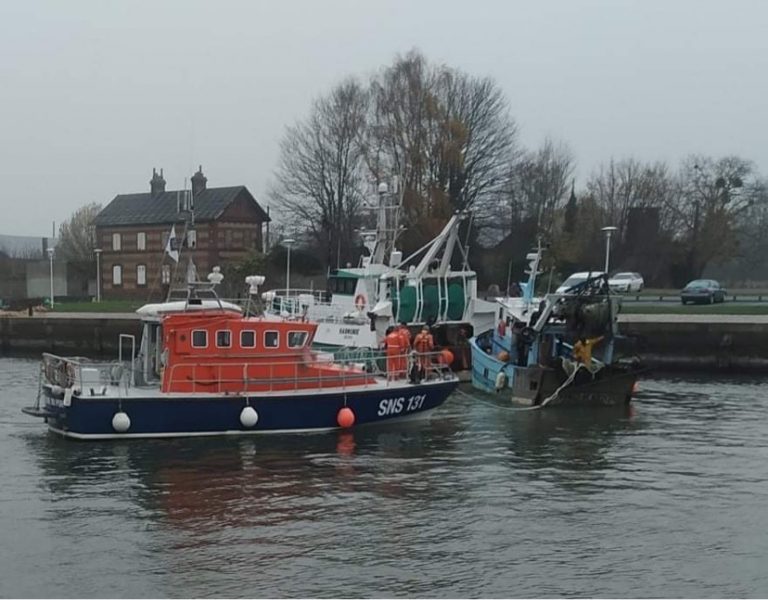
xmin=27 ymin=417 xmax=463 ymax=534
xmin=457 ymin=388 xmax=641 ymax=494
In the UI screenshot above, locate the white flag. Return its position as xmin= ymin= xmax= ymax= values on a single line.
xmin=165 ymin=225 xmax=179 ymax=263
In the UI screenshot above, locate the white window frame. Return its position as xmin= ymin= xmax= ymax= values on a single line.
xmin=137 ymin=232 xmax=146 ymax=251
xmin=136 ymin=264 xmax=147 ymax=286
xmin=112 ymin=264 xmax=122 ymax=286
xmin=161 ymin=264 xmax=171 ymax=284
xmin=264 ymin=330 xmax=279 ymax=348
xmin=191 ymin=330 xmax=208 ymax=348
xmin=287 ymin=330 xmax=308 ymax=348
xmin=216 ymin=329 xmax=232 ymax=348
xmin=240 ymin=330 xmax=256 ymax=348
xmin=112 ymin=232 xmax=121 ymax=251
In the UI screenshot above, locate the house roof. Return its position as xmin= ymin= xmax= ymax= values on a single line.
xmin=94 ymin=186 xmax=270 ymax=227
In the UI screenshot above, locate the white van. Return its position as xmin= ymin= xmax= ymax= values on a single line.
xmin=555 ymin=271 xmax=606 ymax=294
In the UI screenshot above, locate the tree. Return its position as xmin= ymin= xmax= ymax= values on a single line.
xmin=671 ymin=155 xmax=763 ymax=279
xmin=586 ymin=158 xmax=676 ymax=244
xmin=57 ymin=203 xmax=101 ymax=261
xmin=507 ymin=138 xmax=575 ymax=237
xmin=367 ymin=50 xmax=519 ymax=250
xmin=270 ymin=79 xmax=369 ymax=270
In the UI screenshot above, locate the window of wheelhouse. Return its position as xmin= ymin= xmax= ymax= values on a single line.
xmin=192 ymin=330 xmax=207 ymax=348
xmin=328 ymin=275 xmax=357 ymax=295
xmin=216 ymin=330 xmax=231 ymax=348
xmin=287 ymin=331 xmax=308 ymax=348
xmin=240 ymin=330 xmax=256 ymax=348
xmin=264 ymin=330 xmax=279 ymax=348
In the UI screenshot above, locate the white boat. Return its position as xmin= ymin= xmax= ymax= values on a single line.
xmin=264 ymin=182 xmax=498 ymax=367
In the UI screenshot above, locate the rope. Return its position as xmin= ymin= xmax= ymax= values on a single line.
xmin=539 ymin=362 xmax=588 ymax=407
xmin=456 ymin=361 xmax=597 ymax=411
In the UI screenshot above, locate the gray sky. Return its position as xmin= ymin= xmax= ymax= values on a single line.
xmin=1 ymin=0 xmax=766 ymax=236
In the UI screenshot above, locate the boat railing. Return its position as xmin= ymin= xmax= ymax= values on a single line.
xmin=41 ymin=352 xmax=134 ymax=394
xmin=163 ymin=349 xmax=453 ymax=395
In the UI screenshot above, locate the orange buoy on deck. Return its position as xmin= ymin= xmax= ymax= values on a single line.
xmin=440 ymin=349 xmax=454 ymax=365
xmin=337 ymin=407 xmax=355 ymax=428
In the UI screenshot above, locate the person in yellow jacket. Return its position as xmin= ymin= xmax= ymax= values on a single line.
xmin=572 ymin=336 xmax=604 ymax=369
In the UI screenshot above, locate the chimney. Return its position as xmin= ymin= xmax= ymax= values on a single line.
xmin=191 ymin=165 xmax=207 ymax=196
xmin=150 ymin=167 xmax=166 ymax=196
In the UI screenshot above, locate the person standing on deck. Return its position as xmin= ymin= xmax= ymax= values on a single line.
xmin=384 ymin=327 xmax=404 ymax=378
xmin=572 ymin=336 xmax=604 ymax=370
xmin=396 ymin=322 xmax=412 ymax=376
xmin=413 ymin=326 xmax=435 ymax=375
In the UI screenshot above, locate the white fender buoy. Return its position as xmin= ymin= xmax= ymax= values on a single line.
xmin=112 ymin=411 xmax=131 ymax=433
xmin=494 ymin=371 xmax=507 ymax=392
xmin=240 ymin=406 xmax=259 ymax=428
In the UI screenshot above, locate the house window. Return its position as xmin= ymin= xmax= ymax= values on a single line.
xmin=112 ymin=264 xmax=122 ymax=286
xmin=137 ymin=232 xmax=146 ymax=251
xmin=161 ymin=265 xmax=171 ymax=284
xmin=288 ymin=331 xmax=308 ymax=348
xmin=241 ymin=330 xmax=256 ymax=348
xmin=192 ymin=330 xmax=207 ymax=348
xmin=137 ymin=264 xmax=147 ymax=286
xmin=112 ymin=233 xmax=121 ymax=251
xmin=216 ymin=330 xmax=232 ymax=348
xmin=264 ymin=331 xmax=279 ymax=348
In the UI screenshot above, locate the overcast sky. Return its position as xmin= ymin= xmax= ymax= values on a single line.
xmin=1 ymin=0 xmax=766 ymax=236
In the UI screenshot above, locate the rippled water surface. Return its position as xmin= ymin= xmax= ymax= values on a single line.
xmin=2 ymin=357 xmax=768 ymax=598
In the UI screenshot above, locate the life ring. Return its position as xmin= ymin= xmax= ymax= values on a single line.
xmin=354 ymin=294 xmax=366 ymax=311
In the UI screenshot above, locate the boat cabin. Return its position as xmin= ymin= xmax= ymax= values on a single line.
xmin=136 ymin=309 xmax=375 ymax=394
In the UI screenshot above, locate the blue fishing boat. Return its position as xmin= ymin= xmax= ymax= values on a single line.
xmin=470 ymin=272 xmax=639 ymax=407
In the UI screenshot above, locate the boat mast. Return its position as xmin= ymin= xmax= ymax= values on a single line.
xmin=359 ymin=178 xmax=402 ymax=268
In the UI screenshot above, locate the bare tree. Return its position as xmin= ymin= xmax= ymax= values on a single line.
xmin=57 ymin=202 xmax=101 ymax=262
xmin=671 ymin=155 xmax=763 ymax=278
xmin=506 ymin=138 xmax=575 ymax=237
xmin=586 ymin=158 xmax=677 ymax=241
xmin=269 ymin=79 xmax=369 ymax=269
xmin=367 ymin=50 xmax=519 ymax=247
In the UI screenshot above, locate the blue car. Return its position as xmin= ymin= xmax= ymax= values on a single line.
xmin=681 ymin=279 xmax=727 ymax=304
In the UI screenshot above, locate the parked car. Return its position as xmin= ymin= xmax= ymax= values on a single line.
xmin=608 ymin=272 xmax=644 ymax=293
xmin=680 ymin=279 xmax=727 ymax=304
xmin=555 ymin=271 xmax=606 ymax=294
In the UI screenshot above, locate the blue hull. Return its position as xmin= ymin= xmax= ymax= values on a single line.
xmin=41 ymin=381 xmax=458 ymax=439
xmin=469 ymin=332 xmax=636 ymax=407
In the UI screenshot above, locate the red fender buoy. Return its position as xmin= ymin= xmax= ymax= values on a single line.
xmin=440 ymin=349 xmax=454 ymax=365
xmin=337 ymin=407 xmax=355 ymax=428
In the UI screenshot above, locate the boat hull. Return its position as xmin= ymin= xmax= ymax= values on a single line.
xmin=471 ymin=335 xmax=637 ymax=407
xmin=40 ymin=380 xmax=458 ymax=440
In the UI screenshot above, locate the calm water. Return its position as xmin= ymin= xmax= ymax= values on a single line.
xmin=1 ymin=357 xmax=768 ymax=598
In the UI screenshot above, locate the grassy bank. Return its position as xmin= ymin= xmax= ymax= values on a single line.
xmin=621 ymin=303 xmax=768 ymax=315
xmin=51 ymin=300 xmax=144 ymax=313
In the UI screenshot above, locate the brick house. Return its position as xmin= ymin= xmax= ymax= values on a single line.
xmin=94 ymin=167 xmax=270 ymax=299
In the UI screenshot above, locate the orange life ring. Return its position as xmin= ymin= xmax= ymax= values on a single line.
xmin=354 ymin=294 xmax=366 ymax=311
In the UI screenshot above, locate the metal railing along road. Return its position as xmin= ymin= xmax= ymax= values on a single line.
xmin=621 ymin=294 xmax=768 ymax=303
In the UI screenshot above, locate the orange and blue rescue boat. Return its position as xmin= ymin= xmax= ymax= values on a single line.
xmin=23 ymin=289 xmax=458 ymax=440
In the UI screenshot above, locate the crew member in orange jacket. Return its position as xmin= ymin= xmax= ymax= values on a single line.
xmin=413 ymin=325 xmax=435 ymax=374
xmin=385 ymin=327 xmax=404 ymax=378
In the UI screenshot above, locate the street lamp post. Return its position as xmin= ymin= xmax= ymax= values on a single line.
xmin=94 ymin=248 xmax=102 ymax=302
xmin=283 ymin=238 xmax=295 ymax=310
xmin=47 ymin=247 xmax=55 ymax=308
xmin=601 ymin=226 xmax=618 ymax=273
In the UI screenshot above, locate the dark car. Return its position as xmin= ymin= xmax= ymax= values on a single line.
xmin=680 ymin=279 xmax=727 ymax=304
